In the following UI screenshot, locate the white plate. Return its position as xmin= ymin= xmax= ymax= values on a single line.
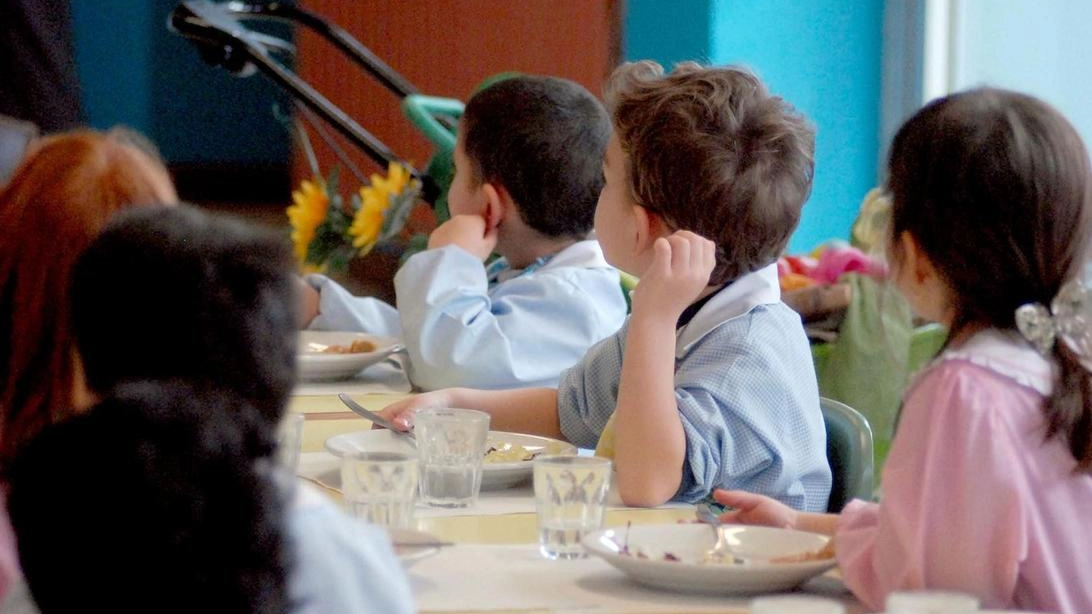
xmin=582 ymin=523 xmax=836 ymax=595
xmin=385 ymin=528 xmax=443 ymax=569
xmin=297 ymin=331 xmax=399 ymax=381
xmin=325 ymin=429 xmax=576 ymax=490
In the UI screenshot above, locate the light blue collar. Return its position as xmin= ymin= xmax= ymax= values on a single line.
xmin=674 ymin=263 xmax=781 ymax=357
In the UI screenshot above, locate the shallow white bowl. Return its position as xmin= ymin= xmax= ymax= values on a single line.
xmin=582 ymin=523 xmax=836 ymax=595
xmin=297 ymin=331 xmax=400 ymax=381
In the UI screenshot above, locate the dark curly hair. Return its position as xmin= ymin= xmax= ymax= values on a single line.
xmin=70 ymin=204 xmax=298 ymax=430
xmin=7 ymin=380 xmax=290 ymax=613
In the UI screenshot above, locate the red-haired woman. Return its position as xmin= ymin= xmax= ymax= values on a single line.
xmin=0 ymin=127 xmax=176 ymax=598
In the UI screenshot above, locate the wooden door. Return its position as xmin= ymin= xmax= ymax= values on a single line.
xmin=296 ymin=0 xmax=620 ymax=178
xmin=293 ymin=0 xmax=621 ymax=300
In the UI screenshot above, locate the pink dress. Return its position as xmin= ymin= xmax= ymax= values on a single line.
xmin=0 ymin=498 xmax=19 ymax=600
xmin=836 ymin=330 xmax=1092 ymax=613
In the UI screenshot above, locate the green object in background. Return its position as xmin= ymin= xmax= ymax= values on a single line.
xmin=401 ymin=74 xmax=523 ymax=227
xmin=811 ymin=274 xmax=946 ymax=491
xmin=619 ymin=271 xmax=638 ymax=312
xmin=402 ymin=94 xmax=464 ymax=224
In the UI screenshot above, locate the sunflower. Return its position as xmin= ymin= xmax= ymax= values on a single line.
xmin=348 ymin=184 xmax=389 ymax=250
xmin=287 ymin=162 xmax=420 ymax=271
xmin=286 ymin=179 xmax=329 ymax=263
xmin=348 ymin=162 xmax=413 ymax=251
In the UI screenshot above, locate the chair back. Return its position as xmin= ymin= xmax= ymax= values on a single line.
xmin=821 ymin=397 xmax=874 ymax=512
xmin=0 ymin=115 xmax=38 ymax=186
xmin=618 ymin=271 xmax=638 ymax=312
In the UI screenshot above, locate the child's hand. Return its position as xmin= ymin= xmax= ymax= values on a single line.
xmin=713 ymin=489 xmax=798 ymax=529
xmin=375 ymin=389 xmax=454 ymax=431
xmin=631 ymin=231 xmax=716 ymax=320
xmin=427 ymin=214 xmax=498 ymax=261
xmin=295 ymin=276 xmax=320 ymax=328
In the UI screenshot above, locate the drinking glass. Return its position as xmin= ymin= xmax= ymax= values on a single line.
xmin=414 ymin=407 xmax=490 ymax=508
xmin=533 ymin=455 xmax=611 ymax=560
xmin=275 ymin=412 xmax=305 ymax=474
xmin=751 ymin=596 xmax=845 ymax=614
xmin=340 ymin=451 xmax=418 ymax=528
xmin=885 ymin=591 xmax=980 ymax=614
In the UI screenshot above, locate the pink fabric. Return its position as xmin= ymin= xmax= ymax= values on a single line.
xmin=0 ymin=499 xmax=19 ymax=600
xmin=812 ymin=246 xmax=886 ymax=284
xmin=835 ymin=333 xmax=1092 ymax=613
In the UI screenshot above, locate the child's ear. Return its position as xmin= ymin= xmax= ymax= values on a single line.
xmin=632 ymin=204 xmax=667 ymax=252
xmin=899 ymin=231 xmax=936 ymax=284
xmin=480 ymin=182 xmax=510 ymax=231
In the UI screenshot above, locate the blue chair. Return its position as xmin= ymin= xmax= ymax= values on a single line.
xmin=821 ymin=397 xmax=875 ymax=513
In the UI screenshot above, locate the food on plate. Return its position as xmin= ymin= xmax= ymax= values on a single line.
xmin=483 ymin=443 xmax=536 ymax=463
xmin=768 ymin=539 xmax=835 ymax=564
xmin=613 ymin=522 xmax=834 ymax=566
xmin=316 ymin=339 xmax=376 ymax=354
xmin=483 ymin=439 xmax=572 ymax=463
xmin=620 ymin=544 xmax=832 ymax=566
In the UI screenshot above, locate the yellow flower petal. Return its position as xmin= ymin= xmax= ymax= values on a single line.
xmin=348 ymin=187 xmax=388 ymax=249
xmin=286 ymin=179 xmax=329 ymax=263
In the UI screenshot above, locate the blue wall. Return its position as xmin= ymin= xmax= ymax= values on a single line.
xmin=71 ymin=1 xmax=154 ymax=134
xmin=626 ymin=0 xmax=714 ymax=65
xmin=71 ymin=0 xmax=290 ymax=166
xmin=625 ymin=0 xmax=885 ymax=252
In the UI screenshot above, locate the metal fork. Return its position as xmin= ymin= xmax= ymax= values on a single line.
xmin=695 ymin=502 xmax=752 ymax=565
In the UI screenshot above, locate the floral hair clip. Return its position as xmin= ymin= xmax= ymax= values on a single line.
xmin=1015 ymin=279 xmax=1092 ymax=362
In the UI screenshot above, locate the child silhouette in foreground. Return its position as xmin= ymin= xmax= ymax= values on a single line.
xmin=716 ymin=88 xmax=1092 ymax=614
xmin=8 ymin=381 xmax=289 ymax=614
xmin=300 ymin=75 xmax=627 ymax=390
xmin=380 ymin=61 xmax=831 ymax=510
xmin=2 ymin=205 xmax=414 ymax=614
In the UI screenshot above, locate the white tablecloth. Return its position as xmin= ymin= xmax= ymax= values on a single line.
xmin=409 ymin=543 xmax=863 ymax=613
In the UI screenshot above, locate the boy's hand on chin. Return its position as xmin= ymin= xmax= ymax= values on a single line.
xmin=631 ymin=231 xmax=716 ymax=320
xmin=427 ymin=214 xmax=499 ymax=261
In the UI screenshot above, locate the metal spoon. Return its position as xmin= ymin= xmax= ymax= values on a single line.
xmin=337 ymin=393 xmax=416 ymax=448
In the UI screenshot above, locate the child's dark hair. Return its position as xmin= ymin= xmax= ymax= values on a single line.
xmin=887 ymin=87 xmax=1092 ymax=471
xmin=605 ymin=61 xmax=815 ymax=284
xmin=70 ymin=204 xmax=298 ymax=428
xmin=461 ymin=75 xmax=610 ymax=238
xmin=7 ymin=380 xmax=289 ymax=613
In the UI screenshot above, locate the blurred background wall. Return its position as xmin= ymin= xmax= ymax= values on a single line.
xmin=58 ymin=0 xmax=1082 ymax=255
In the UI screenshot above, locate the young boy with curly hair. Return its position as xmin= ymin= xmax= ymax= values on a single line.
xmin=299 ymin=75 xmax=627 ymax=390
xmin=381 ymin=62 xmax=831 ymax=510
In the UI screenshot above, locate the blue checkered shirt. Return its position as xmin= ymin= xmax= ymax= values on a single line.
xmin=557 ymin=264 xmax=831 ymax=511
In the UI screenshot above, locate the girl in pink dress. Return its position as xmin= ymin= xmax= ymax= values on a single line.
xmin=715 ymin=87 xmax=1092 ymax=614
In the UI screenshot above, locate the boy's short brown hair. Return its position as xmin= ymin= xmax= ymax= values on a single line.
xmin=606 ymin=61 xmax=815 ymax=284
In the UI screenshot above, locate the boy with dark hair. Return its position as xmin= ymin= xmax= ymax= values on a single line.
xmin=32 ymin=205 xmax=415 ymax=614
xmin=70 ymin=204 xmax=296 ymax=424
xmin=380 ymin=62 xmax=831 ymax=510
xmin=7 ymin=381 xmax=289 ymax=614
xmin=300 ymin=75 xmax=627 ymax=390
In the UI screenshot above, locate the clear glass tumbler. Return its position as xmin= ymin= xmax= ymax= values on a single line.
xmin=885 ymin=590 xmax=980 ymax=614
xmin=275 ymin=412 xmax=305 ymax=474
xmin=340 ymin=451 xmax=419 ymax=528
xmin=414 ymin=407 xmax=490 ymax=508
xmin=751 ymin=596 xmax=845 ymax=614
xmin=533 ymin=455 xmax=612 ymax=560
